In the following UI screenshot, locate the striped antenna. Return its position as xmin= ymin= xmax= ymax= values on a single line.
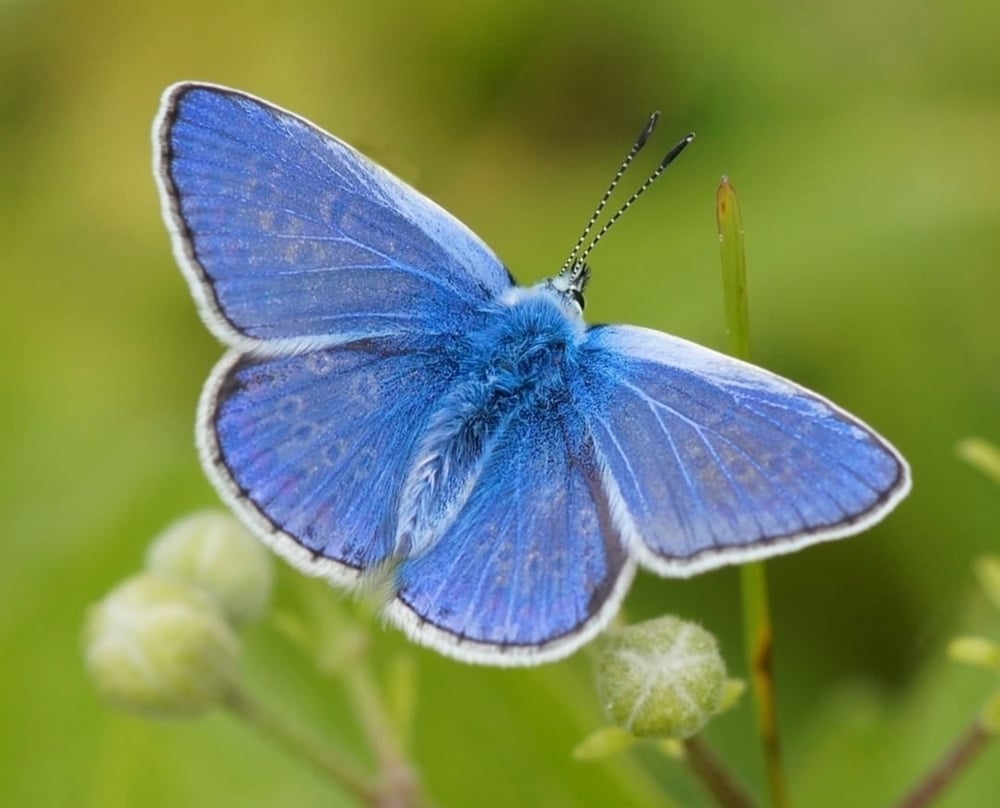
xmin=559 ymin=111 xmax=661 ymax=276
xmin=575 ymin=132 xmax=695 ymax=267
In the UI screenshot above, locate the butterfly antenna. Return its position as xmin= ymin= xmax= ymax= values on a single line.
xmin=559 ymin=111 xmax=661 ymax=277
xmin=575 ymin=132 xmax=696 ymax=267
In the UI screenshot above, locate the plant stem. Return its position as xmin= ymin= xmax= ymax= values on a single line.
xmin=683 ymin=736 xmax=762 ymax=808
xmin=343 ymin=659 xmax=424 ymax=807
xmin=740 ymin=563 xmax=787 ymax=808
xmin=223 ymin=686 xmax=379 ymax=806
xmin=716 ymin=176 xmax=790 ymax=808
xmin=890 ymin=719 xmax=993 ymax=808
xmin=275 ymin=584 xmax=436 ymax=807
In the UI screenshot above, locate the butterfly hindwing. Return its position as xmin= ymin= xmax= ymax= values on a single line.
xmin=577 ymin=325 xmax=910 ymax=575
xmin=386 ymin=402 xmax=635 ymax=665
xmin=154 ymin=83 xmax=514 ymax=351
xmin=200 ymin=337 xmax=460 ymax=583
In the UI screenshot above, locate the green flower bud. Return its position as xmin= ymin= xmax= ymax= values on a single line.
xmin=146 ymin=511 xmax=272 ymax=627
xmin=595 ymin=616 xmax=726 ymax=739
xmin=83 ymin=573 xmax=240 ymax=718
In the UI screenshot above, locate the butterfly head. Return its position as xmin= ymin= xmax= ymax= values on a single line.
xmin=552 ymin=117 xmax=694 ymax=315
xmin=548 ymin=260 xmax=591 ymax=314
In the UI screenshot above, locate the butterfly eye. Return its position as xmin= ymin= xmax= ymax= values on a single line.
xmin=570 ymin=289 xmax=586 ymax=311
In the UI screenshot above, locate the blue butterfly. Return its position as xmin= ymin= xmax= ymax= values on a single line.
xmin=153 ymin=83 xmax=910 ymax=666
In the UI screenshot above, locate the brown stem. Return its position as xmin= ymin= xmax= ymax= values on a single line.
xmin=683 ymin=736 xmax=762 ymax=808
xmin=891 ymin=720 xmax=992 ymax=808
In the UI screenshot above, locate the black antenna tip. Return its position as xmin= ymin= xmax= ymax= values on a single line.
xmin=658 ymin=132 xmax=696 ymax=169
xmin=636 ymin=111 xmax=661 ymax=149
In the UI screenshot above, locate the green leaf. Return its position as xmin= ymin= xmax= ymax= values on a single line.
xmin=974 ymin=556 xmax=1000 ymax=612
xmin=947 ymin=636 xmax=1000 ymax=671
xmin=573 ymin=727 xmax=637 ymax=761
xmin=956 ymin=438 xmax=1000 ymax=486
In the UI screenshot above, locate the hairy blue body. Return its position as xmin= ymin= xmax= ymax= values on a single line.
xmin=397 ymin=285 xmax=585 ymax=557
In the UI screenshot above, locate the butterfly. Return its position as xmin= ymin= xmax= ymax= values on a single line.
xmin=153 ymin=83 xmax=910 ymax=666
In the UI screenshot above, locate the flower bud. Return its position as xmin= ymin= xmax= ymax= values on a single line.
xmin=595 ymin=616 xmax=726 ymax=739
xmin=83 ymin=573 xmax=240 ymax=718
xmin=146 ymin=511 xmax=272 ymax=627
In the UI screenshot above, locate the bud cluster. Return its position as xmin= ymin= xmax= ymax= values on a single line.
xmin=83 ymin=511 xmax=272 ymax=718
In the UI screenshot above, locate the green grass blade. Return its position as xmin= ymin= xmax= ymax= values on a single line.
xmin=716 ymin=176 xmax=789 ymax=808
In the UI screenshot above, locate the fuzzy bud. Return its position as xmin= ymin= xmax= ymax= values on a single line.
xmin=83 ymin=573 xmax=240 ymax=718
xmin=146 ymin=511 xmax=272 ymax=627
xmin=595 ymin=616 xmax=726 ymax=739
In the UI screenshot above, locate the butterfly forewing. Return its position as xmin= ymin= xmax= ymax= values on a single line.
xmin=155 ymin=83 xmax=513 ymax=352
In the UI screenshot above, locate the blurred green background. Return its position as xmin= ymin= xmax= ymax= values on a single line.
xmin=2 ymin=0 xmax=998 ymax=806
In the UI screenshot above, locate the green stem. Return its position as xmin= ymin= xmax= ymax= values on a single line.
xmin=716 ymin=176 xmax=790 ymax=808
xmin=314 ymin=622 xmax=433 ymax=807
xmin=223 ymin=686 xmax=379 ymax=806
xmin=343 ymin=659 xmax=423 ymax=806
xmin=275 ymin=584 xmax=436 ymax=806
xmin=740 ymin=563 xmax=786 ymax=808
xmin=683 ymin=736 xmax=762 ymax=808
